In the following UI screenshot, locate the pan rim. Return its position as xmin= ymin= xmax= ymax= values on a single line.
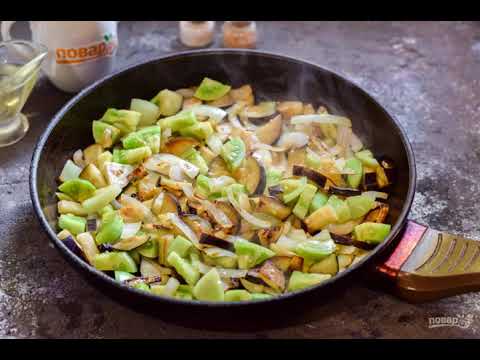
xmin=30 ymin=48 xmax=416 ymax=308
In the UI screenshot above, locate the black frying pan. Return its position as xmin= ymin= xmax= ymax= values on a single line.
xmin=30 ymin=49 xmax=477 ymax=330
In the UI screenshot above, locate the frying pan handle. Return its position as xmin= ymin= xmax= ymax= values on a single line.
xmin=374 ymin=220 xmax=480 ymax=303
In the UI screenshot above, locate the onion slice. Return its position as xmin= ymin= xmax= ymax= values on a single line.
xmin=144 ymin=154 xmax=199 ymax=179
xmin=201 ymin=200 xmax=233 ymax=229
xmin=167 ymin=213 xmax=199 ymax=246
xmin=226 ymin=187 xmax=271 ymax=229
xmin=291 ymin=114 xmax=352 ymax=127
xmin=189 ymin=105 xmax=227 ymax=124
xmin=119 ymin=194 xmax=155 ymax=223
xmin=277 ymin=132 xmax=309 ymax=149
xmin=120 ymin=222 xmax=142 ymax=239
xmin=181 ymin=183 xmax=195 ymax=200
xmin=73 ymin=149 xmax=86 ymax=168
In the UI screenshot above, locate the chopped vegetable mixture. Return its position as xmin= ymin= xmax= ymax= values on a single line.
xmin=55 ymin=77 xmax=395 ymax=302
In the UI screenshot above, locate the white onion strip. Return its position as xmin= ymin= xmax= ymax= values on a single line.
xmin=201 ymin=200 xmax=233 ymax=228
xmin=167 ymin=213 xmax=199 ymax=246
xmin=189 ymin=105 xmax=227 ymax=123
xmin=144 ymin=154 xmax=199 ymax=179
xmin=226 ymin=188 xmax=271 ymax=229
xmin=119 ymin=194 xmax=155 ymax=222
xmin=120 ymin=222 xmax=142 ymax=239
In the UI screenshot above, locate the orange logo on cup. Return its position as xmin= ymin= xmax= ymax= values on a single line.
xmin=55 ymin=35 xmax=117 ymax=65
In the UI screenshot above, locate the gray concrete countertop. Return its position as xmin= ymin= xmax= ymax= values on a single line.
xmin=1 ymin=21 xmax=480 ymax=338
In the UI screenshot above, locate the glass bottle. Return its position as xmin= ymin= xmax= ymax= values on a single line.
xmin=222 ymin=21 xmax=257 ymax=49
xmin=179 ymin=21 xmax=215 ymax=48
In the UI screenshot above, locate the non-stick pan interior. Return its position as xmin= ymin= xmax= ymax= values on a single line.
xmin=32 ymin=50 xmax=414 ymax=320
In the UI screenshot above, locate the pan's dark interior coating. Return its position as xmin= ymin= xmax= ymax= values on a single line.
xmin=32 ymin=50 xmax=414 ymax=323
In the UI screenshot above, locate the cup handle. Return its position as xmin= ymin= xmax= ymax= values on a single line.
xmin=1 ymin=21 xmax=17 ymax=41
xmin=372 ymin=220 xmax=480 ymax=302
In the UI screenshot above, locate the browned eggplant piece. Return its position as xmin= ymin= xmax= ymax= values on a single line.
xmin=257 ymin=224 xmax=284 ymax=247
xmin=330 ymin=233 xmax=376 ymax=250
xmin=289 ymin=214 xmax=304 ymax=229
xmin=240 ymin=278 xmax=265 ymax=293
xmin=270 ymin=256 xmax=292 ymax=272
xmin=363 ymin=169 xmax=378 ymax=191
xmin=208 ymin=156 xmax=231 ymax=177
xmin=207 ymin=93 xmax=235 ymax=108
xmin=163 ymin=137 xmax=200 ymax=156
xmin=258 ymin=260 xmax=286 ymax=292
xmin=199 ymin=233 xmax=234 ymax=251
xmin=234 ymin=157 xmax=266 ymax=195
xmin=292 ymin=165 xmax=328 ymax=188
xmin=242 ymin=101 xmax=278 ymax=125
xmin=376 ymin=166 xmax=390 ymax=189
xmin=268 ymin=185 xmax=283 ymax=199
xmin=379 ymin=156 xmax=396 ymax=184
xmin=255 ymin=114 xmax=283 ymax=145
xmin=230 ymin=85 xmax=253 ymax=103
xmin=290 ymin=256 xmax=304 ymax=271
xmin=223 ymin=277 xmax=241 ymax=290
xmin=257 ymin=196 xmax=292 ymax=220
xmin=215 ymin=201 xmax=241 ymax=235
xmin=245 ymin=270 xmax=269 ymax=286
xmin=328 ymin=186 xmax=362 ymax=197
xmin=182 ymin=214 xmax=213 ymax=238
xmin=365 ymin=204 xmax=390 ymax=223
xmin=98 ymin=243 xmax=114 ymax=252
xmin=277 ymin=101 xmax=304 ymax=119
xmin=287 ymin=148 xmax=306 ymax=176
xmin=63 ymin=235 xmax=85 ymax=260
xmin=87 ymin=218 xmax=98 ymax=233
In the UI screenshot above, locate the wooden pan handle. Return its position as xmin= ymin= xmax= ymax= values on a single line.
xmin=374 ymin=220 xmax=480 ymax=303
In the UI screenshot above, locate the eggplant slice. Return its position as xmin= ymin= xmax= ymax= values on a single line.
xmin=208 ymin=156 xmax=231 ymax=177
xmin=234 ymin=157 xmax=266 ymax=196
xmin=292 ymin=165 xmax=328 ymax=188
xmin=257 ymin=224 xmax=284 ymax=247
xmin=255 ymin=114 xmax=283 ymax=145
xmin=163 ymin=137 xmax=200 ymax=156
xmin=268 ymin=185 xmax=283 ymax=199
xmin=330 ymin=233 xmax=375 ymax=250
xmin=363 ymin=170 xmax=378 ymax=191
xmin=256 ymin=196 xmax=292 ymax=220
xmin=242 ymin=101 xmax=278 ymax=125
xmin=199 ymin=233 xmax=234 ymax=251
xmin=215 ymin=201 xmax=241 ymax=235
xmin=207 ymin=93 xmax=235 ymax=108
xmin=328 ymin=186 xmax=362 ymax=197
xmin=365 ymin=203 xmax=389 ymax=223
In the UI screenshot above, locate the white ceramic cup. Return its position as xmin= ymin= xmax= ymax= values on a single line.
xmin=1 ymin=21 xmax=119 ymax=93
